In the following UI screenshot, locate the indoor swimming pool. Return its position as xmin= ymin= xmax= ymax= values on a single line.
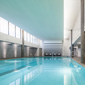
xmin=0 ymin=57 xmax=85 ymax=85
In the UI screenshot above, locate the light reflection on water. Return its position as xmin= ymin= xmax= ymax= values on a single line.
xmin=0 ymin=57 xmax=85 ymax=85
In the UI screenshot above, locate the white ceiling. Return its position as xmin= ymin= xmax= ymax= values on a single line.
xmin=64 ymin=0 xmax=80 ymax=39
xmin=0 ymin=0 xmax=64 ymax=41
xmin=0 ymin=0 xmax=80 ymax=40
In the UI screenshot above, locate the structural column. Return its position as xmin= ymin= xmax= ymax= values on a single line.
xmin=21 ymin=30 xmax=24 ymax=57
xmin=42 ymin=41 xmax=44 ymax=56
xmin=62 ymin=41 xmax=64 ymax=56
xmin=81 ymin=0 xmax=85 ymax=63
xmin=72 ymin=45 xmax=74 ymax=58
xmin=71 ymin=30 xmax=74 ymax=58
xmin=36 ymin=47 xmax=39 ymax=56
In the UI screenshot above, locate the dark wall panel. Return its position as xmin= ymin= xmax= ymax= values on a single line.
xmin=44 ymin=44 xmax=62 ymax=54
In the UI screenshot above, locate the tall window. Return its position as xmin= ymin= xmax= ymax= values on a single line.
xmin=24 ymin=31 xmax=27 ymax=41
xmin=16 ymin=26 xmax=20 ymax=39
xmin=35 ymin=37 xmax=38 ymax=44
xmin=37 ymin=39 xmax=39 ymax=45
xmin=9 ymin=22 xmax=15 ymax=37
xmin=0 ymin=17 xmax=8 ymax=34
xmin=31 ymin=35 xmax=33 ymax=43
xmin=40 ymin=40 xmax=42 ymax=47
xmin=29 ymin=34 xmax=31 ymax=42
xmin=33 ymin=36 xmax=35 ymax=43
xmin=33 ymin=37 xmax=37 ymax=44
xmin=0 ymin=17 xmax=41 ymax=45
xmin=27 ymin=33 xmax=29 ymax=42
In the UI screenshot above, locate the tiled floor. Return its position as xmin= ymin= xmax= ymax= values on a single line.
xmin=72 ymin=57 xmax=85 ymax=67
xmin=0 ymin=56 xmax=40 ymax=60
xmin=0 ymin=57 xmax=28 ymax=60
xmin=0 ymin=57 xmax=21 ymax=60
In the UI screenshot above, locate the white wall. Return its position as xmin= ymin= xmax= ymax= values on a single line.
xmin=62 ymin=38 xmax=70 ymax=56
xmin=63 ymin=11 xmax=81 ymax=56
xmin=0 ymin=32 xmax=22 ymax=44
xmin=72 ymin=12 xmax=81 ymax=44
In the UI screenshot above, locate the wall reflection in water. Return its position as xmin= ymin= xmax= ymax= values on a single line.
xmin=0 ymin=57 xmax=85 ymax=85
xmin=0 ymin=58 xmax=43 ymax=85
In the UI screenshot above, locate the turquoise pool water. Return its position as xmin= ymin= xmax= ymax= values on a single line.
xmin=0 ymin=57 xmax=85 ymax=85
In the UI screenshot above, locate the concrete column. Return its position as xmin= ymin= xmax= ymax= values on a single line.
xmin=72 ymin=45 xmax=74 ymax=58
xmin=62 ymin=41 xmax=64 ymax=56
xmin=36 ymin=47 xmax=39 ymax=56
xmin=8 ymin=22 xmax=9 ymax=35
xmin=42 ymin=41 xmax=44 ymax=56
xmin=81 ymin=0 xmax=85 ymax=63
xmin=70 ymin=29 xmax=74 ymax=58
xmin=21 ymin=30 xmax=24 ymax=57
xmin=71 ymin=30 xmax=73 ymax=58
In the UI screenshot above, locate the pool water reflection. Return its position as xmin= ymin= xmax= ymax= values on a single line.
xmin=0 ymin=57 xmax=85 ymax=85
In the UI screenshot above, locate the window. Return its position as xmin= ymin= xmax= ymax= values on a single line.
xmin=27 ymin=33 xmax=30 ymax=42
xmin=0 ymin=17 xmax=8 ymax=34
xmin=31 ymin=35 xmax=33 ymax=43
xmin=24 ymin=31 xmax=27 ymax=41
xmin=29 ymin=34 xmax=31 ymax=42
xmin=35 ymin=38 xmax=38 ymax=44
xmin=33 ymin=37 xmax=37 ymax=44
xmin=40 ymin=40 xmax=42 ymax=47
xmin=37 ymin=38 xmax=40 ymax=45
xmin=16 ymin=26 xmax=20 ymax=38
xmin=33 ymin=36 xmax=35 ymax=43
xmin=9 ymin=22 xmax=15 ymax=37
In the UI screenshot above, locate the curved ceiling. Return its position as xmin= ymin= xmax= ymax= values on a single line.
xmin=0 ymin=0 xmax=64 ymax=40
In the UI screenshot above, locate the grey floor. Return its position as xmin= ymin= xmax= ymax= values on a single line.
xmin=72 ymin=57 xmax=85 ymax=67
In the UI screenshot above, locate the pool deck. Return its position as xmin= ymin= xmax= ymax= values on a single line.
xmin=0 ymin=56 xmax=43 ymax=60
xmin=72 ymin=57 xmax=85 ymax=67
xmin=0 ymin=57 xmax=24 ymax=60
xmin=0 ymin=57 xmax=32 ymax=60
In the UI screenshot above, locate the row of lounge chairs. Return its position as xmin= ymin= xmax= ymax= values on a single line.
xmin=45 ymin=53 xmax=61 ymax=56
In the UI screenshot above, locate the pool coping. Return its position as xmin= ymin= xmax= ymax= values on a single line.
xmin=0 ymin=56 xmax=66 ymax=60
xmin=0 ymin=56 xmax=42 ymax=60
xmin=72 ymin=57 xmax=85 ymax=67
